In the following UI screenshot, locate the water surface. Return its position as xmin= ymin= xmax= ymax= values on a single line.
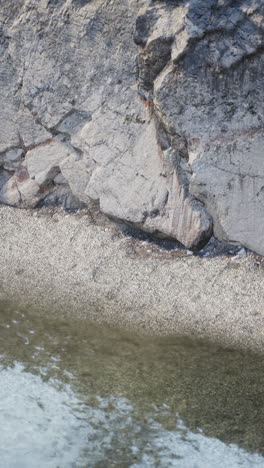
xmin=0 ymin=301 xmax=264 ymax=467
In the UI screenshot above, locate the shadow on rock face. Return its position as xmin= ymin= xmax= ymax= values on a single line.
xmin=72 ymin=0 xmax=93 ymax=7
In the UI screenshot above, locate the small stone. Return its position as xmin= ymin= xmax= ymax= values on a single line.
xmin=237 ymin=248 xmax=247 ymax=256
xmin=203 ymin=252 xmax=210 ymax=257
xmin=186 ymin=250 xmax=193 ymax=255
xmin=231 ymin=256 xmax=240 ymax=263
xmin=248 ymin=261 xmax=260 ymax=271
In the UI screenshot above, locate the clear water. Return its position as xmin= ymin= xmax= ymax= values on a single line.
xmin=0 ymin=301 xmax=264 ymax=468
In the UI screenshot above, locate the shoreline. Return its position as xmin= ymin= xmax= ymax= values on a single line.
xmin=0 ymin=205 xmax=264 ymax=354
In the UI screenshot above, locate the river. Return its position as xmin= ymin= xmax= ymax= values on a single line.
xmin=0 ymin=301 xmax=263 ymax=467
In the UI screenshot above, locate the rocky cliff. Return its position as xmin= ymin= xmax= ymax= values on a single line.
xmin=0 ymin=0 xmax=264 ymax=254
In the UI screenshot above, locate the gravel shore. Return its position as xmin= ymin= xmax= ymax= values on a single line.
xmin=0 ymin=205 xmax=264 ymax=353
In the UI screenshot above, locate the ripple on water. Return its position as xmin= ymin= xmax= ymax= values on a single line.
xmin=0 ymin=302 xmax=264 ymax=467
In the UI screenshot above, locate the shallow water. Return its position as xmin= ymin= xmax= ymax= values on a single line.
xmin=0 ymin=302 xmax=264 ymax=467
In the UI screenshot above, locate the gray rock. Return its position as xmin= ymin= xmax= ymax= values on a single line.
xmin=136 ymin=0 xmax=264 ymax=254
xmin=237 ymin=248 xmax=247 ymax=256
xmin=25 ymin=138 xmax=74 ymax=186
xmin=4 ymin=149 xmax=24 ymax=163
xmin=0 ymin=0 xmax=263 ymax=253
xmin=0 ymin=168 xmax=41 ymax=208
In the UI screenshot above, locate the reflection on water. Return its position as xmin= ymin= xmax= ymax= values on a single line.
xmin=0 ymin=302 xmax=264 ymax=467
xmin=0 ymin=363 xmax=90 ymax=468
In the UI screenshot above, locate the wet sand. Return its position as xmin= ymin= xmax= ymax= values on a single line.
xmin=0 ymin=205 xmax=264 ymax=353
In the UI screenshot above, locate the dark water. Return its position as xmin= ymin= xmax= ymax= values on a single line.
xmin=0 ymin=302 xmax=264 ymax=467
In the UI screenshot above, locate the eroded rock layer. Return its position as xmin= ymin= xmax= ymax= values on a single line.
xmin=0 ymin=0 xmax=263 ymax=253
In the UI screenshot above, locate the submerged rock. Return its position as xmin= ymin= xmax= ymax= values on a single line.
xmin=0 ymin=1 xmax=263 ymax=253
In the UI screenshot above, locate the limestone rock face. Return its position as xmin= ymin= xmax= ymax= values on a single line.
xmin=0 ymin=0 xmax=263 ymax=253
xmin=136 ymin=0 xmax=264 ymax=254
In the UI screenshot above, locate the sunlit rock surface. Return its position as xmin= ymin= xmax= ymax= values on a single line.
xmin=0 ymin=0 xmax=263 ymax=252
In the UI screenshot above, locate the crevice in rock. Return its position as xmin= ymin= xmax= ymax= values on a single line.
xmin=153 ymin=106 xmax=189 ymax=160
xmin=20 ymin=103 xmax=90 ymax=208
xmin=137 ymin=36 xmax=174 ymax=97
xmin=13 ymin=178 xmax=22 ymax=204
